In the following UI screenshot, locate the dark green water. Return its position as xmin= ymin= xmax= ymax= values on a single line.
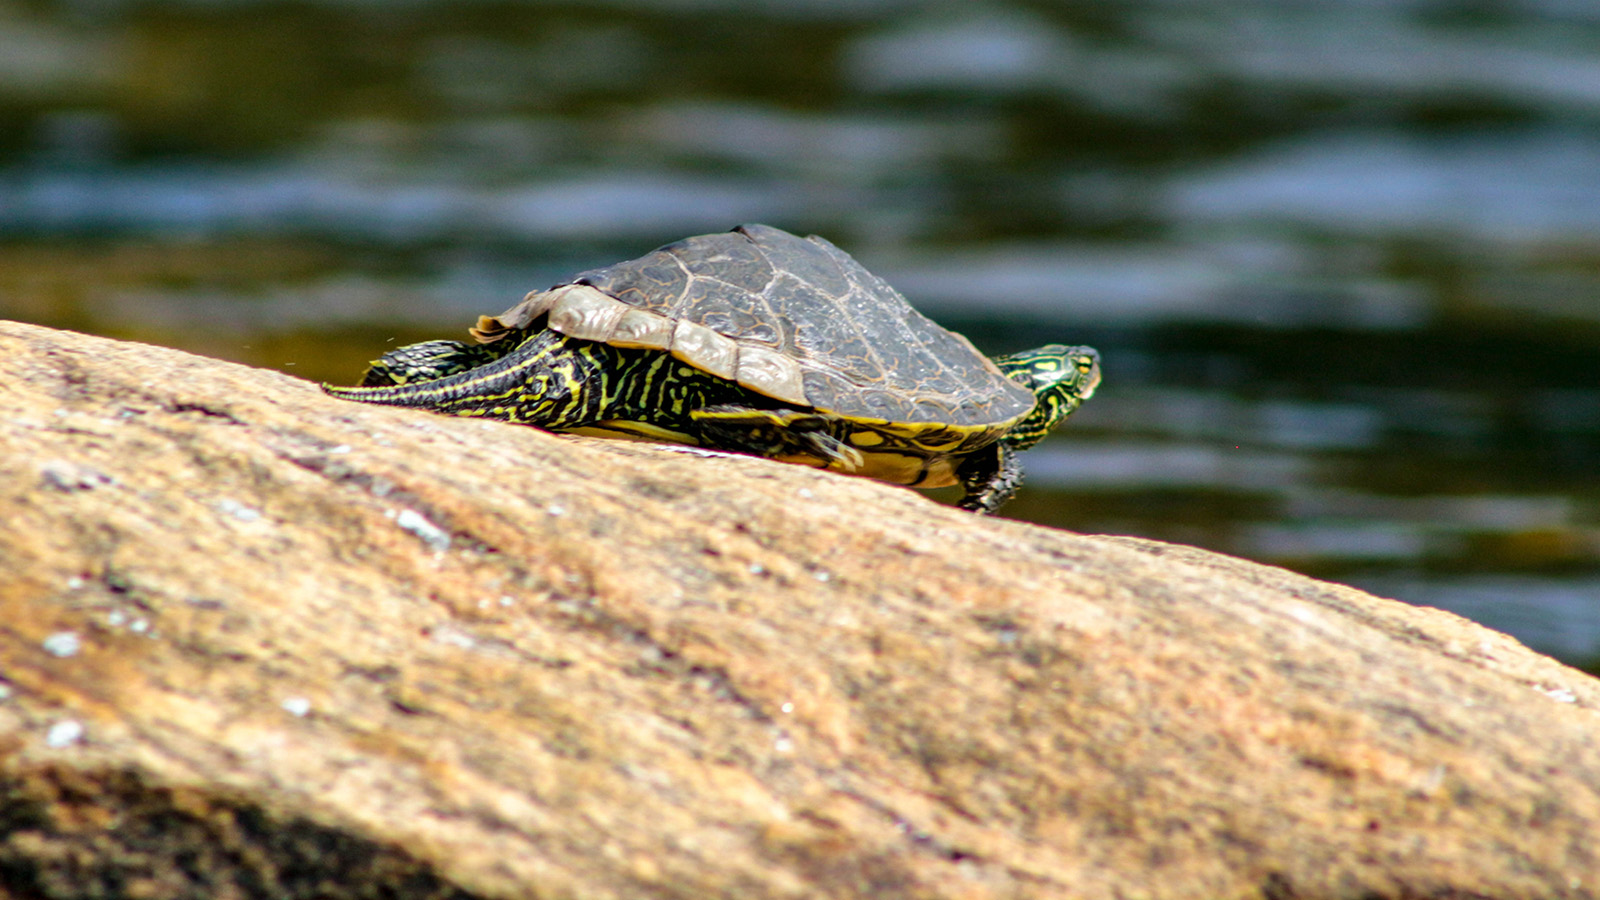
xmin=3 ymin=0 xmax=1598 ymax=667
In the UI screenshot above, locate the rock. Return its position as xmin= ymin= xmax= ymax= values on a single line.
xmin=0 ymin=318 xmax=1596 ymax=900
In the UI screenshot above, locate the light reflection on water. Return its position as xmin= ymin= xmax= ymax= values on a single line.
xmin=0 ymin=166 xmax=815 ymax=241
xmin=1 ymin=0 xmax=1598 ymax=666
xmin=1024 ymin=441 xmax=1311 ymax=492
xmin=1167 ymin=129 xmax=1600 ymax=244
xmin=15 ymin=127 xmax=1600 ymax=308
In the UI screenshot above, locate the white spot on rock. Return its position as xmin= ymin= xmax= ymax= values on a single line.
xmin=42 ymin=632 xmax=81 ymax=658
xmin=46 ymin=720 xmax=84 ymax=748
xmin=1419 ymin=764 xmax=1446 ymax=794
xmin=1533 ymin=684 xmax=1577 ymax=703
xmin=431 ymin=627 xmax=476 ymax=650
xmin=39 ymin=460 xmax=115 ymax=492
xmin=215 ymin=498 xmax=262 ymax=522
xmin=662 ymin=446 xmax=742 ymax=460
xmin=394 ymin=508 xmax=451 ymax=552
xmin=1288 ymin=605 xmax=1322 ymax=626
xmin=281 ymin=697 xmax=312 ymax=717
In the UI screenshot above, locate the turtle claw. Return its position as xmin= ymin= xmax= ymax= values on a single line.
xmin=797 ymin=431 xmax=866 ymax=471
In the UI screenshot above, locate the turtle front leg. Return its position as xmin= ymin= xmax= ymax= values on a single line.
xmin=955 ymin=443 xmax=1022 ymax=514
xmin=690 ymin=406 xmax=864 ymax=470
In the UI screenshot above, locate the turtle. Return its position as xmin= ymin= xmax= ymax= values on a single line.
xmin=323 ymin=224 xmax=1100 ymax=514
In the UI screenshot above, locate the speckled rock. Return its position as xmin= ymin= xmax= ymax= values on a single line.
xmin=1 ymin=319 xmax=1597 ymax=900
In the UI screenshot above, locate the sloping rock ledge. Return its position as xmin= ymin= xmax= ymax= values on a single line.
xmin=1 ymin=319 xmax=1597 ymax=900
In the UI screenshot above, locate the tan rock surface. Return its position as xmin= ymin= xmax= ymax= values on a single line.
xmin=1 ymin=318 xmax=1597 ymax=899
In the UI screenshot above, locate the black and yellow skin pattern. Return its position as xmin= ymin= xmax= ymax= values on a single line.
xmin=356 ymin=340 xmax=503 ymax=387
xmin=326 ymin=330 xmax=1099 ymax=514
xmin=955 ymin=344 xmax=1101 ymax=513
xmin=991 ymin=345 xmax=1100 ymax=450
xmin=334 ymin=326 xmax=764 ymax=441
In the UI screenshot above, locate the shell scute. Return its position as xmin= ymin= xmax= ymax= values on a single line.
xmin=580 ymin=251 xmax=688 ymax=311
xmin=677 ymin=275 xmax=773 ymax=347
xmin=679 ymin=230 xmax=776 ymax=289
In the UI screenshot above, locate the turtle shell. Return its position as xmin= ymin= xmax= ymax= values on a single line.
xmin=471 ymin=224 xmax=1036 ymax=430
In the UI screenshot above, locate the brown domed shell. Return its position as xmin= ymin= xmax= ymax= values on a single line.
xmin=471 ymin=224 xmax=1036 ymax=429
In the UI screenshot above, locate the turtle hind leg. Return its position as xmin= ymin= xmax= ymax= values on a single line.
xmin=955 ymin=443 xmax=1021 ymax=514
xmin=322 ymin=329 xmax=594 ymax=427
xmin=690 ymin=406 xmax=864 ymax=470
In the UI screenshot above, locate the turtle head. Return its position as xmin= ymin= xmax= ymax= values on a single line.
xmin=992 ymin=344 xmax=1100 ymax=450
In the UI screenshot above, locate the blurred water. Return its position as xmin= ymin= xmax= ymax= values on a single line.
xmin=1 ymin=0 xmax=1597 ymax=667
xmin=1168 ymin=129 xmax=1600 ymax=243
